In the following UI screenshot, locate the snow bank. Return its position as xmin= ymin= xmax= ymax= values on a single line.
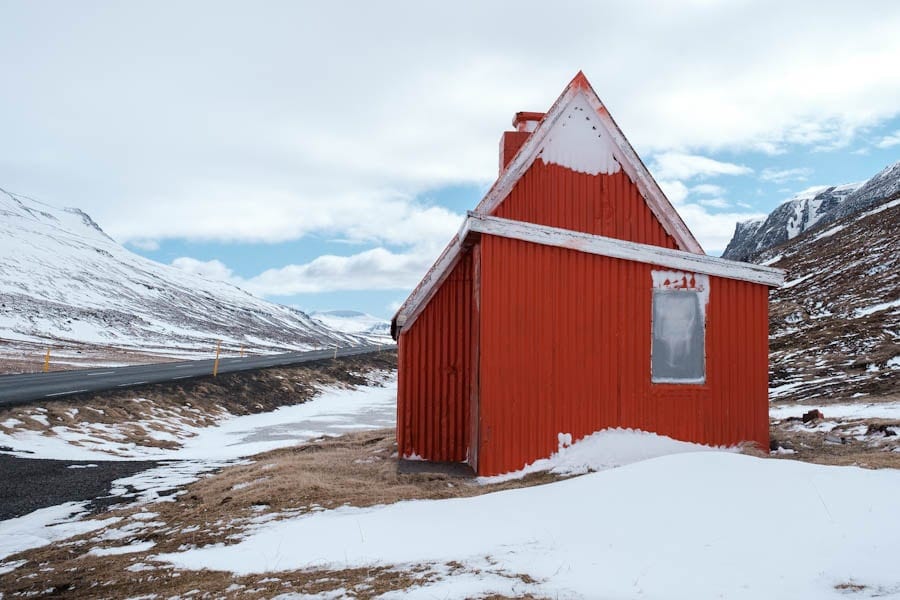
xmin=478 ymin=428 xmax=731 ymax=483
xmin=156 ymin=452 xmax=900 ymax=598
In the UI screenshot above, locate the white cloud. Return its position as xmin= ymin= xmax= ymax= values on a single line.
xmin=876 ymin=130 xmax=900 ymax=148
xmin=651 ymin=153 xmax=753 ymax=181
xmin=697 ymin=197 xmax=730 ymax=209
xmin=657 ymin=180 xmax=689 ymax=204
xmin=676 ymin=204 xmax=767 ymax=255
xmin=171 ymin=257 xmax=236 ymax=282
xmin=690 ymin=184 xmax=726 ymax=196
xmin=128 ymin=239 xmax=160 ymax=251
xmin=1 ymin=1 xmax=898 ymax=252
xmin=243 ymin=248 xmax=432 ymax=295
xmin=760 ymin=167 xmax=813 ymax=184
xmin=172 ymin=248 xmax=436 ymax=296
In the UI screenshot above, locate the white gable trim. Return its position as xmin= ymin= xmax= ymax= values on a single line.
xmin=392 ymin=218 xmax=472 ymax=335
xmin=393 ymin=214 xmax=783 ymax=333
xmin=470 ymin=214 xmax=784 ymax=287
xmin=473 ymin=73 xmax=704 ymax=254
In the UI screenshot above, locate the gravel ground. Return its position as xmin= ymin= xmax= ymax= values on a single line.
xmin=0 ymin=454 xmax=157 ymax=520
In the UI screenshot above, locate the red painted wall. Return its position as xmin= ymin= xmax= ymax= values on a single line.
xmin=476 ymin=234 xmax=770 ymax=476
xmin=396 ymin=251 xmax=474 ymax=463
xmin=493 ymin=161 xmax=679 ymax=250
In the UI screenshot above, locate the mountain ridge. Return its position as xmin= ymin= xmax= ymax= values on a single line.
xmin=722 ymin=160 xmax=899 ymax=261
xmin=0 ymin=188 xmax=362 ymax=373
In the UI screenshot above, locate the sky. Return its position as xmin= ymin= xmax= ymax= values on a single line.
xmin=1 ymin=1 xmax=899 ymax=319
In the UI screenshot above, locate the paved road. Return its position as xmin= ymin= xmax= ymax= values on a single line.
xmin=0 ymin=344 xmax=395 ymax=407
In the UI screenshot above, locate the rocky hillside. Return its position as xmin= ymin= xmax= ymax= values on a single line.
xmin=723 ymin=160 xmax=900 ymax=260
xmin=758 ymin=194 xmax=899 ymax=404
xmin=0 ymin=188 xmax=362 ymax=372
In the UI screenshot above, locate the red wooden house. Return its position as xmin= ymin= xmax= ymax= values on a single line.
xmin=391 ymin=72 xmax=784 ymax=476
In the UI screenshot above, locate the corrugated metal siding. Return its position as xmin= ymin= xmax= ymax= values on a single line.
xmin=396 ymin=251 xmax=473 ymax=463
xmin=477 ymin=234 xmax=770 ymax=476
xmin=492 ymin=161 xmax=679 ymax=250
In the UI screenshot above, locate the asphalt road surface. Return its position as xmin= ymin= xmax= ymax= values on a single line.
xmin=0 ymin=454 xmax=159 ymax=520
xmin=0 ymin=344 xmax=395 ymax=408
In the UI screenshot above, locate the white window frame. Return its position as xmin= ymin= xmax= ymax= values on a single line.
xmin=650 ymin=288 xmax=707 ymax=385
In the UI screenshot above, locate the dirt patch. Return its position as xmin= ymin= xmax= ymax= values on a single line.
xmin=0 ymin=428 xmax=558 ymax=598
xmin=0 ymin=351 xmax=396 ymax=453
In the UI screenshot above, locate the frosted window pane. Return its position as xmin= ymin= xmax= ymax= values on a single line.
xmin=652 ymin=291 xmax=705 ymax=383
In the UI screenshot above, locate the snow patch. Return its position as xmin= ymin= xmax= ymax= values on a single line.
xmin=538 ymin=94 xmax=621 ymax=176
xmin=0 ymin=502 xmax=120 ymax=561
xmin=88 ymin=540 xmax=156 ymax=556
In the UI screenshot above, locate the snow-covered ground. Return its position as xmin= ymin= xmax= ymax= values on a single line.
xmin=155 ymin=449 xmax=900 ymax=599
xmin=4 ymin=377 xmax=900 ymax=597
xmin=770 ymin=401 xmax=900 ymax=421
xmin=0 ymin=375 xmax=397 ymax=561
xmin=0 ymin=376 xmax=396 ymax=462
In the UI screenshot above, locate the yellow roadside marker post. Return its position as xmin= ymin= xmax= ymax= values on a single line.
xmin=240 ymin=345 xmax=245 ymax=358
xmin=43 ymin=348 xmax=51 ymax=373
xmin=213 ymin=340 xmax=221 ymax=377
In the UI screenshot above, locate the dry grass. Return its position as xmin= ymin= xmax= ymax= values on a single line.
xmin=0 ymin=428 xmax=559 ymax=598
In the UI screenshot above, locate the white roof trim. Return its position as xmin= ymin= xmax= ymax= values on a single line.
xmin=473 ymin=72 xmax=704 ymax=254
xmin=392 ymin=217 xmax=471 ymax=333
xmin=393 ymin=213 xmax=783 ymax=332
xmin=470 ymin=214 xmax=784 ymax=287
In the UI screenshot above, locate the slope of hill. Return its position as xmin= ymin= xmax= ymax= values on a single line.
xmin=723 ymin=159 xmax=899 ymax=261
xmin=0 ymin=188 xmax=360 ymax=372
xmin=758 ymin=195 xmax=900 ymax=404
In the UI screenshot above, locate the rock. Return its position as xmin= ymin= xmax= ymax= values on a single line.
xmin=802 ymin=409 xmax=824 ymax=423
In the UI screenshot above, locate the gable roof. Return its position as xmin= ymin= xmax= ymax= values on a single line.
xmin=392 ymin=72 xmax=744 ymax=336
xmin=475 ymin=71 xmax=704 ymax=254
xmin=393 ymin=212 xmax=784 ymax=334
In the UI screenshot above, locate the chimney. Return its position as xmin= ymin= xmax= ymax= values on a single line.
xmin=499 ymin=111 xmax=545 ymax=172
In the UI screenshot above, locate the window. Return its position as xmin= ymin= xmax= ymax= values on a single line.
xmin=651 ymin=290 xmax=705 ymax=384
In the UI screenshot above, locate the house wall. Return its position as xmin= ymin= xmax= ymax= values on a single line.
xmin=476 ymin=234 xmax=770 ymax=476
xmin=492 ymin=162 xmax=680 ymax=250
xmin=396 ymin=250 xmax=474 ymax=463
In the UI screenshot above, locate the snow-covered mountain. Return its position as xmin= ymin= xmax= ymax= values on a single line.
xmin=0 ymin=188 xmax=363 ymax=371
xmin=832 ymin=160 xmax=900 ymax=221
xmin=722 ymin=182 xmax=861 ymax=260
xmin=759 ymin=194 xmax=900 ymax=403
xmin=310 ymin=310 xmax=391 ymax=343
xmin=723 ymin=159 xmax=900 ymax=261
